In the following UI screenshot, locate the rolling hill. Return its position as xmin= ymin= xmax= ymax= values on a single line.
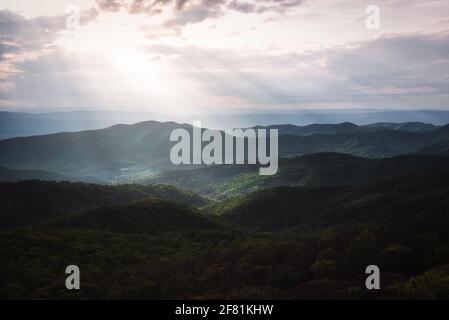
xmin=215 ymin=170 xmax=449 ymax=231
xmin=0 ymin=166 xmax=74 ymax=182
xmin=277 ymin=124 xmax=449 ymax=158
xmin=142 ymin=153 xmax=449 ymax=200
xmin=418 ymin=140 xmax=449 ymax=156
xmin=1 ymin=168 xmax=449 ymax=299
xmin=0 ymin=121 xmax=189 ymax=180
xmin=0 ymin=180 xmax=207 ymax=228
xmin=45 ymin=198 xmax=228 ymax=234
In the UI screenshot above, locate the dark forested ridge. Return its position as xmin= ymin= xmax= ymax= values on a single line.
xmin=215 ymin=170 xmax=449 ymax=231
xmin=0 ymin=180 xmax=207 ymax=228
xmin=419 ymin=140 xmax=449 ymax=156
xmin=45 ymin=198 xmax=230 ymax=234
xmin=1 ymin=168 xmax=449 ymax=299
xmin=143 ymin=153 xmax=449 ymax=200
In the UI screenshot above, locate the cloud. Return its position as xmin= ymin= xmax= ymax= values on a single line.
xmin=94 ymin=1 xmax=310 ymax=42
xmin=96 ymin=0 xmax=307 ymax=26
xmin=229 ymin=0 xmax=306 ymax=14
xmin=164 ymin=3 xmax=222 ymax=26
xmin=142 ymin=31 xmax=449 ymax=108
xmin=0 ymin=9 xmax=98 ymax=93
xmin=0 ymin=10 xmax=64 ymax=51
xmin=3 ymin=30 xmax=449 ymax=110
xmin=2 ymin=2 xmax=449 ymax=110
xmin=327 ymin=33 xmax=449 ymax=98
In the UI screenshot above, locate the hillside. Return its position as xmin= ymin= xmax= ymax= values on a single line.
xmin=277 ymin=125 xmax=449 ymax=158
xmin=45 ymin=199 xmax=227 ymax=234
xmin=418 ymin=140 xmax=449 ymax=156
xmin=0 ymin=166 xmax=74 ymax=182
xmin=0 ymin=180 xmax=207 ymax=228
xmin=215 ymin=170 xmax=449 ymax=231
xmin=143 ymin=153 xmax=449 ymax=200
xmin=0 ymin=121 xmax=189 ymax=180
xmin=2 ymin=170 xmax=449 ymax=299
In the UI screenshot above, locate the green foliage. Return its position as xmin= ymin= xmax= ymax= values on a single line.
xmin=0 ymin=180 xmax=208 ymax=228
xmin=378 ymin=245 xmax=417 ymax=274
xmin=45 ymin=198 xmax=229 ymax=234
xmin=310 ymin=260 xmax=339 ymax=279
xmin=1 ymin=169 xmax=449 ymax=299
xmin=142 ymin=153 xmax=449 ymax=200
xmin=394 ymin=265 xmax=449 ymax=299
xmin=215 ymin=170 xmax=449 ymax=232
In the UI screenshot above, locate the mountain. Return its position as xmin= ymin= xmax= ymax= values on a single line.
xmin=257 ymin=122 xmax=439 ymax=135
xmin=0 ymin=166 xmax=73 ymax=182
xmin=1 ymin=120 xmax=449 ymax=182
xmin=0 ymin=121 xmax=188 ymax=180
xmin=142 ymin=153 xmax=449 ymax=200
xmin=0 ymin=180 xmax=207 ymax=228
xmin=277 ymin=125 xmax=449 ymax=158
xmin=215 ymin=170 xmax=449 ymax=231
xmin=3 ymin=110 xmax=449 ymax=138
xmin=45 ymin=199 xmax=227 ymax=234
xmin=253 ymin=122 xmax=362 ymax=135
xmin=362 ymin=122 xmax=439 ymax=132
xmin=0 ymin=111 xmax=165 ymax=139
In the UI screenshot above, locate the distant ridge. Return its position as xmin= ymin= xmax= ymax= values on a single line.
xmin=363 ymin=122 xmax=438 ymax=132
xmin=2 ymin=110 xmax=449 ymax=139
xmin=1 ymin=119 xmax=449 ymax=181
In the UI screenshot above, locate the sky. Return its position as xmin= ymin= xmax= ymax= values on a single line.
xmin=0 ymin=0 xmax=449 ymax=114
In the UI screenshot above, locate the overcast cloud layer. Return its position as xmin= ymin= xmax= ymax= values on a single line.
xmin=0 ymin=0 xmax=448 ymax=112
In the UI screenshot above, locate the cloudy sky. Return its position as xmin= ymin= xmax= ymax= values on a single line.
xmin=0 ymin=0 xmax=449 ymax=113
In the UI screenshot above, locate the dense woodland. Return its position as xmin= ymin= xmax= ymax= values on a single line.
xmin=1 ymin=154 xmax=449 ymax=299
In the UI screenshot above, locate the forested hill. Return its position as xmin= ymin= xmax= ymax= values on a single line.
xmin=0 ymin=180 xmax=207 ymax=228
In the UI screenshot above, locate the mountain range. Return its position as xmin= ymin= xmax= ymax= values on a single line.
xmin=2 ymin=116 xmax=449 ymax=299
xmin=2 ymin=110 xmax=449 ymax=139
xmin=1 ymin=120 xmax=449 ymax=182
